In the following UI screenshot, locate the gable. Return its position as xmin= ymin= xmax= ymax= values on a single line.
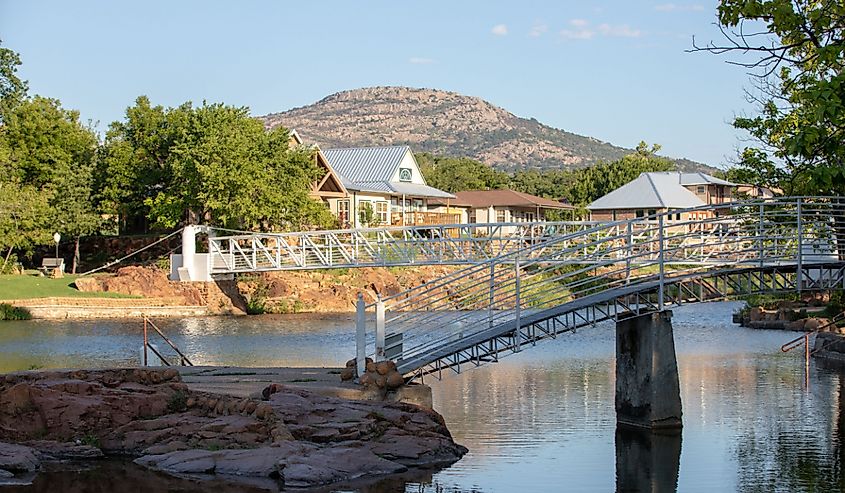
xmin=389 ymin=149 xmax=427 ymax=185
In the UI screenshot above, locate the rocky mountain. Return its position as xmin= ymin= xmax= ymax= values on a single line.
xmin=261 ymin=86 xmax=712 ymax=172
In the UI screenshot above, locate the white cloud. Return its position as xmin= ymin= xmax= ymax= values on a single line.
xmin=529 ymin=22 xmax=548 ymax=38
xmin=560 ymin=19 xmax=643 ymax=40
xmin=560 ymin=18 xmax=594 ymax=40
xmin=409 ymin=57 xmax=435 ymax=65
xmin=491 ymin=24 xmax=508 ymax=36
xmin=654 ymin=3 xmax=704 ymax=12
xmin=597 ymin=23 xmax=642 ymax=38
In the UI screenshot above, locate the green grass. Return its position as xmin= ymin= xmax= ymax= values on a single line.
xmin=0 ymin=274 xmax=139 ymax=300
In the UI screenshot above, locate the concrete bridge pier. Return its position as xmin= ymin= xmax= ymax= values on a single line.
xmin=615 ymin=311 xmax=682 ymax=430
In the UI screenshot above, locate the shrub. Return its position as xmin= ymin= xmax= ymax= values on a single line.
xmin=0 ymin=303 xmax=32 ymax=321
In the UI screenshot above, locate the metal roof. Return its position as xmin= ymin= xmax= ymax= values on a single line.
xmin=671 ymin=172 xmax=735 ymax=186
xmin=587 ymin=172 xmax=709 ymax=210
xmin=322 ymin=146 xmax=455 ymax=199
xmin=346 ymin=181 xmax=455 ymax=199
xmin=322 ymin=146 xmax=410 ymax=184
xmin=431 ymin=189 xmax=574 ymax=209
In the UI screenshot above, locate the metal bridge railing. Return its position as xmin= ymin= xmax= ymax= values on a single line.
xmin=355 ymin=197 xmax=845 ymax=378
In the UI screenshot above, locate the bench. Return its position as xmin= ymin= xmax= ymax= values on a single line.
xmin=40 ymin=257 xmax=65 ymax=274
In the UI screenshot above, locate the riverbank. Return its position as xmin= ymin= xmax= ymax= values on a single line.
xmin=0 ymin=368 xmax=466 ymax=490
xmin=0 ymin=265 xmax=464 ymax=319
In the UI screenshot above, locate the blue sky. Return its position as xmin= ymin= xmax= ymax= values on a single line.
xmin=1 ymin=1 xmax=754 ymax=167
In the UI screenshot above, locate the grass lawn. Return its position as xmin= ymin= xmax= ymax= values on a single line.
xmin=0 ymin=274 xmax=138 ymax=300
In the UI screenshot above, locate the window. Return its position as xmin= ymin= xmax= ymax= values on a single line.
xmin=468 ymin=211 xmax=476 ymax=223
xmin=358 ymin=201 xmax=373 ymax=225
xmin=398 ymin=168 xmax=412 ymax=182
xmin=697 ymin=185 xmax=706 ymax=194
xmin=337 ymin=200 xmax=350 ymax=226
xmin=675 ymin=212 xmax=681 ymax=221
xmin=413 ymin=199 xmax=424 ymax=211
xmin=375 ymin=202 xmax=389 ymax=225
xmin=648 ymin=209 xmax=656 ymax=217
xmin=496 ymin=209 xmax=507 ymax=222
xmin=636 ymin=210 xmax=644 ymax=218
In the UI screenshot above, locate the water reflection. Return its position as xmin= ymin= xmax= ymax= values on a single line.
xmin=1 ymin=303 xmax=843 ymax=492
xmin=615 ymin=429 xmax=681 ymax=493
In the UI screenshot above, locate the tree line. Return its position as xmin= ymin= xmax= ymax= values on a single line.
xmin=0 ymin=42 xmax=332 ymax=273
xmin=419 ymin=142 xmax=675 ymax=211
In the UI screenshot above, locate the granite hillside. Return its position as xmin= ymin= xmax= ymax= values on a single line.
xmin=260 ymin=86 xmax=711 ymax=172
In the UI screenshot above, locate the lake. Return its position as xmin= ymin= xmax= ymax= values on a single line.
xmin=1 ymin=301 xmax=842 ymax=492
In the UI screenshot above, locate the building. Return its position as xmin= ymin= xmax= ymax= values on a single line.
xmin=587 ymin=172 xmax=736 ymax=221
xmin=321 ymin=146 xmax=456 ymax=228
xmin=735 ymin=184 xmax=780 ymax=200
xmin=430 ymin=189 xmax=576 ymax=232
xmin=289 ymin=130 xmax=348 ymax=204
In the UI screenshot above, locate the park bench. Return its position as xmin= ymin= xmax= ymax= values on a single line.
xmin=40 ymin=257 xmax=65 ymax=274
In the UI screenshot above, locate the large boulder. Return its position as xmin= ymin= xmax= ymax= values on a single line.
xmin=0 ymin=443 xmax=39 ymax=473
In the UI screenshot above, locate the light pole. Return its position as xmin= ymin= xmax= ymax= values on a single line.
xmin=53 ymin=232 xmax=61 ymax=260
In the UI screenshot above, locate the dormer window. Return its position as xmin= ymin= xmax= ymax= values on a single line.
xmin=399 ymin=168 xmax=412 ymax=182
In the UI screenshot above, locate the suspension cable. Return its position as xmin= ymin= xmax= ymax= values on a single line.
xmin=79 ymin=228 xmax=185 ymax=276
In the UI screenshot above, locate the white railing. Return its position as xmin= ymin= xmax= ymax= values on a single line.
xmin=355 ymin=197 xmax=845 ymax=378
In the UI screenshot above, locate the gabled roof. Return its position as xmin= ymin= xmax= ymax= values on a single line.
xmin=587 ymin=172 xmax=709 ymax=210
xmin=432 ymin=190 xmax=574 ymax=209
xmin=322 ymin=145 xmax=455 ymax=199
xmin=672 ymin=172 xmax=735 ymax=186
xmin=323 ymin=146 xmax=411 ymax=185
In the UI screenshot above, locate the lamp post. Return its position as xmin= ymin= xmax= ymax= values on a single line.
xmin=53 ymin=232 xmax=61 ymax=260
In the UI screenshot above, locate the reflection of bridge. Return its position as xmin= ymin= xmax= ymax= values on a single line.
xmin=351 ymin=197 xmax=845 ymax=382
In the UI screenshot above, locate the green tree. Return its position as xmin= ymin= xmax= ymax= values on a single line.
xmin=695 ymin=0 xmax=845 ymax=256
xmin=0 ymin=182 xmax=50 ymax=272
xmin=0 ymin=39 xmax=27 ymax=122
xmin=693 ymin=0 xmax=845 ymax=194
xmin=99 ymin=97 xmax=334 ymax=231
xmin=1 ymin=96 xmax=101 ymax=272
xmin=417 ymin=153 xmax=509 ymax=192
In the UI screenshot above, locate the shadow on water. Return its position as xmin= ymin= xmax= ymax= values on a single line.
xmin=615 ymin=428 xmax=681 ymax=493
xmin=2 ymin=459 xmax=446 ymax=493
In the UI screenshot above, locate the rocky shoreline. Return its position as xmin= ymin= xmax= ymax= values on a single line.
xmin=0 ymin=368 xmax=466 ymax=490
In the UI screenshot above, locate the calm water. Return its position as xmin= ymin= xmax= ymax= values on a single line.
xmin=1 ymin=302 xmax=843 ymax=492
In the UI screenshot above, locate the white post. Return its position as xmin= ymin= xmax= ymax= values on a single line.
xmin=797 ymin=198 xmax=803 ymax=293
xmin=488 ymin=262 xmax=495 ymax=330
xmin=758 ymin=203 xmax=765 ymax=268
xmin=658 ymin=214 xmax=665 ymax=311
xmin=375 ymin=297 xmax=385 ymax=361
xmin=356 ymin=293 xmax=366 ymax=378
xmin=514 ymin=257 xmax=522 ymax=351
xmin=182 ymin=225 xmax=196 ymax=281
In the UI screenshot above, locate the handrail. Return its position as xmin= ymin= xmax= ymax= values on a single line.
xmin=781 ymin=312 xmax=845 ymax=353
xmin=352 ymin=196 xmax=845 ymax=378
xmin=142 ymin=316 xmax=194 ymax=366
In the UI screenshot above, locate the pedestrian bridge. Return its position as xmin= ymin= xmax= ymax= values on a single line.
xmin=174 ymin=197 xmax=843 ymax=281
xmin=350 ymin=197 xmax=845 ymax=381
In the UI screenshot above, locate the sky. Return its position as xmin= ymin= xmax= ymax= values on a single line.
xmin=1 ymin=0 xmax=757 ymax=167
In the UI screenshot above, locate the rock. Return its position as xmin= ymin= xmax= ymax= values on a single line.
xmin=0 ymin=469 xmax=12 ymax=478
xmin=345 ymin=358 xmax=356 ymax=368
xmin=749 ymin=307 xmax=763 ymax=322
xmin=340 ymin=367 xmax=355 ymax=382
xmin=24 ymin=440 xmax=103 ymax=460
xmin=375 ymin=360 xmax=396 ymax=375
xmin=786 ymin=320 xmax=807 ymax=331
xmin=50 ymin=268 xmax=63 ymax=279
xmin=0 ymin=443 xmax=40 ymax=472
xmin=73 ymin=277 xmax=101 ymax=292
xmin=385 ymin=371 xmax=404 ymax=390
xmin=365 ymin=359 xmax=376 ymax=373
xmin=359 ymin=373 xmax=374 ymax=387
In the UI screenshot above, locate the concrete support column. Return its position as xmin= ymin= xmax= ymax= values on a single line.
xmin=615 ymin=311 xmax=682 ymax=430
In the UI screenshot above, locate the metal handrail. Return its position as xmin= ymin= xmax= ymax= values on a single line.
xmin=142 ymin=316 xmax=194 ymax=366
xmin=353 ymin=197 xmax=845 ymax=377
xmin=781 ymin=312 xmax=845 ymax=353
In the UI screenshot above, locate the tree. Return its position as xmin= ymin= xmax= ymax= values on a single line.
xmin=0 ymin=39 xmax=27 ymax=122
xmin=417 ymin=153 xmax=509 ymax=192
xmin=693 ymin=0 xmax=845 ymax=256
xmin=0 ymin=181 xmax=50 ymax=272
xmin=1 ymin=96 xmax=101 ymax=272
xmin=99 ymin=97 xmax=335 ymax=232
